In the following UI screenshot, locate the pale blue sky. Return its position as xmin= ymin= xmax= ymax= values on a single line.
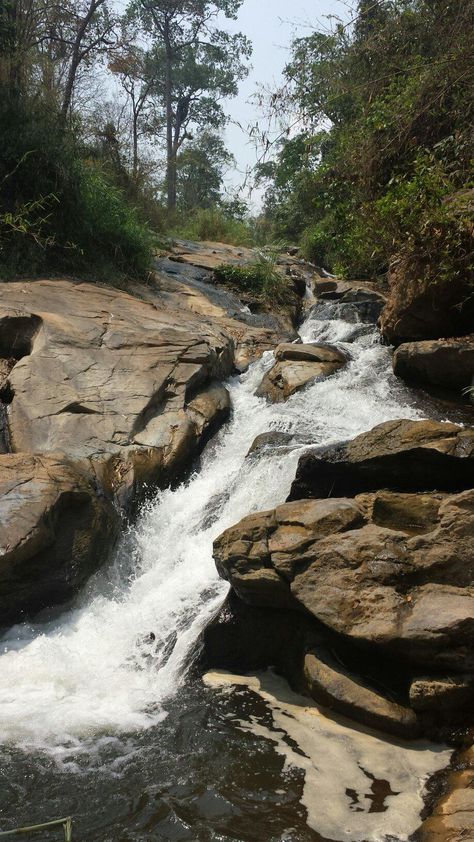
xmin=221 ymin=0 xmax=351 ymax=202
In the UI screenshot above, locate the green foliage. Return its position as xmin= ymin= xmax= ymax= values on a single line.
xmin=68 ymin=162 xmax=155 ymax=278
xmin=0 ymin=91 xmax=154 ymax=280
xmin=171 ymin=206 xmax=254 ymax=246
xmin=214 ymin=244 xmax=289 ymax=301
xmin=176 ymin=131 xmax=235 ymax=211
xmin=260 ymin=0 xmax=474 ymax=279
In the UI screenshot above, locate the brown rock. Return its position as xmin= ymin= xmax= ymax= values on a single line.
xmin=416 ymin=751 xmax=474 ymax=842
xmin=289 ymin=419 xmax=474 ymax=500
xmin=0 ymin=453 xmax=119 ymax=625
xmin=256 ymin=343 xmax=347 ymax=403
xmin=0 ymin=279 xmax=234 ymax=508
xmin=410 ymin=676 xmax=474 ymax=713
xmin=393 ymin=335 xmax=474 ymax=397
xmin=247 ymin=431 xmax=293 ymax=456
xmin=214 ymin=490 xmax=474 ymax=671
xmin=304 ymin=651 xmax=419 ymax=738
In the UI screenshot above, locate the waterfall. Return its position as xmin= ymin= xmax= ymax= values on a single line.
xmin=0 ymin=305 xmax=423 ymax=754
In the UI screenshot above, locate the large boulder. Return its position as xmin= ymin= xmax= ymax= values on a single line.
xmin=255 ymin=342 xmax=348 ymax=403
xmin=393 ymin=336 xmax=474 ymax=399
xmin=0 ymin=453 xmax=119 ymax=625
xmin=0 ymin=279 xmax=234 ymax=510
xmin=213 ymin=490 xmax=474 ymax=672
xmin=289 ymin=419 xmax=474 ymax=500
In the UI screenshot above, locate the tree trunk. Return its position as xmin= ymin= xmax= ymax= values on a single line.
xmin=132 ymin=97 xmax=139 ymax=181
xmin=61 ymin=0 xmax=105 ymax=122
xmin=163 ymin=23 xmax=175 ymax=212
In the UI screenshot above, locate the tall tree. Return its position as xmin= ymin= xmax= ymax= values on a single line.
xmin=127 ymin=0 xmax=251 ymax=211
xmin=60 ymin=0 xmax=115 ymax=120
xmin=176 ymin=130 xmax=234 ymax=210
xmin=109 ymin=39 xmax=158 ymax=180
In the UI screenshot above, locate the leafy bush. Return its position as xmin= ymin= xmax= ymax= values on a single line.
xmin=214 ymin=245 xmax=290 ymax=301
xmin=0 ymin=92 xmax=154 ymax=281
xmin=171 ymin=207 xmax=255 ymax=247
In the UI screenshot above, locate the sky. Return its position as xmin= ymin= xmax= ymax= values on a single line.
xmin=220 ymin=0 xmax=351 ymax=205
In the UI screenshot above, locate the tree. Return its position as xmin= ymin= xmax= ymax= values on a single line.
xmin=109 ymin=38 xmax=159 ymax=180
xmin=127 ymin=0 xmax=251 ymax=211
xmin=60 ymin=0 xmax=116 ymax=120
xmin=176 ymin=130 xmax=234 ymax=210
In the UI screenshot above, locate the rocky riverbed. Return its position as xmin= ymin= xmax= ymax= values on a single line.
xmin=0 ymin=240 xmax=473 ymax=841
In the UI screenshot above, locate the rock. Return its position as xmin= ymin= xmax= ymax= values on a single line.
xmin=214 ymin=490 xmax=474 ymax=671
xmin=317 ymin=285 xmax=386 ymax=323
xmin=151 ymin=256 xmax=297 ymax=371
xmin=200 ymin=589 xmax=311 ymax=679
xmin=0 ymin=453 xmax=119 ymax=625
xmin=168 ymin=239 xmax=307 ymax=336
xmin=393 ymin=336 xmax=474 ymax=398
xmin=410 ymin=676 xmax=474 ymax=713
xmin=247 ymin=431 xmax=294 ymax=457
xmin=289 ymin=419 xmax=474 ymax=500
xmin=0 ymin=358 xmax=15 ymax=393
xmin=416 ymin=747 xmax=474 ymax=842
xmin=275 ymin=342 xmax=348 ymax=365
xmin=304 ymin=651 xmax=419 ymax=738
xmin=214 ymin=498 xmax=365 ymax=606
xmin=255 ymin=343 xmax=348 ymax=403
xmin=380 ymin=210 xmax=474 ymax=344
xmin=0 ymin=279 xmax=234 ymax=510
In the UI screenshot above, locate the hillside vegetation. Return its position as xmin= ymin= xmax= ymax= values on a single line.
xmin=258 ymin=0 xmax=474 ymax=287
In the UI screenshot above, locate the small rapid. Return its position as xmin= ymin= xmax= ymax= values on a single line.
xmin=0 ymin=304 xmax=424 ymax=760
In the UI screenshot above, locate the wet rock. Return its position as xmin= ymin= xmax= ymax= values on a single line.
xmin=0 ymin=453 xmax=119 ymax=625
xmin=0 ymin=358 xmax=15 ymax=393
xmin=200 ymin=590 xmax=311 ymax=679
xmin=213 ymin=490 xmax=474 ymax=671
xmin=304 ymin=651 xmax=419 ymax=738
xmin=318 ymin=287 xmax=386 ymax=324
xmin=393 ymin=336 xmax=474 ymax=398
xmin=416 ymin=747 xmax=474 ymax=842
xmin=289 ymin=419 xmax=474 ymax=501
xmin=255 ymin=343 xmax=348 ymax=403
xmin=0 ymin=279 xmax=235 ymax=510
xmin=247 ymin=431 xmax=294 ymax=457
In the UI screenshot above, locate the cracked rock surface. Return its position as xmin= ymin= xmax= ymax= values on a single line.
xmin=0 ymin=278 xmax=234 ymax=507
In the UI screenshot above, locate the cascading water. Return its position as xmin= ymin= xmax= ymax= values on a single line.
xmin=0 ymin=302 xmax=453 ymax=841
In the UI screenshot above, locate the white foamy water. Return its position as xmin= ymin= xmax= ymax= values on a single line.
xmin=0 ymin=306 xmax=423 ymax=756
xmin=204 ymin=671 xmax=452 ymax=842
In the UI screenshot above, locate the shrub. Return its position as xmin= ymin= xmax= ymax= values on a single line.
xmin=171 ymin=206 xmax=254 ymax=247
xmin=214 ymin=244 xmax=291 ymax=302
xmin=0 ymin=92 xmax=154 ymax=281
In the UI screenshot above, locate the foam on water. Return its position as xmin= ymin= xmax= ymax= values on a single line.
xmin=204 ymin=671 xmax=452 ymax=842
xmin=0 ymin=307 xmax=422 ymax=758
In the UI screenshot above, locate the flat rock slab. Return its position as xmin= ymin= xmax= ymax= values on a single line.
xmin=393 ymin=335 xmax=474 ymax=396
xmin=256 ymin=343 xmax=348 ymax=403
xmin=289 ymin=419 xmax=474 ymax=500
xmin=0 ymin=453 xmax=118 ymax=624
xmin=214 ymin=489 xmax=474 ymax=671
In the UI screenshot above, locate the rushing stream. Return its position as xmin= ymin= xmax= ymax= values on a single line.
xmin=0 ymin=302 xmax=457 ymax=841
